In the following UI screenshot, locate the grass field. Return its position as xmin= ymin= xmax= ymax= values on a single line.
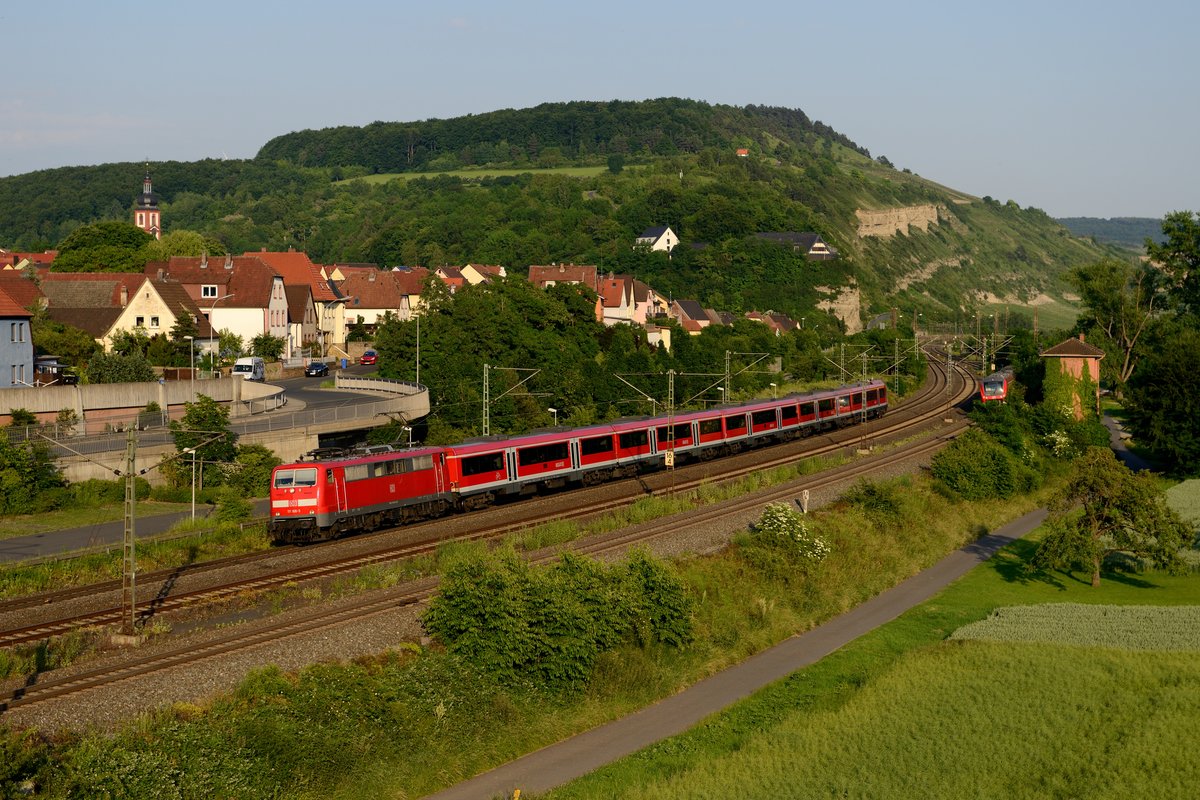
xmin=546 ymin=536 xmax=1200 ymax=800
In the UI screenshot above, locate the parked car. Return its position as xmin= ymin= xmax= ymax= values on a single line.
xmin=305 ymin=361 xmax=330 ymax=377
xmin=358 ymin=350 xmax=377 ymax=365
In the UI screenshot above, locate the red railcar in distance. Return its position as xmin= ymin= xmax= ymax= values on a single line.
xmin=269 ymin=380 xmax=890 ymax=544
xmin=979 ymin=367 xmax=1014 ymax=403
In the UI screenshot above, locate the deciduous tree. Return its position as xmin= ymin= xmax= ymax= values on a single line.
xmin=1033 ymin=447 xmax=1189 ymax=586
xmin=1069 ymin=258 xmax=1168 ymax=392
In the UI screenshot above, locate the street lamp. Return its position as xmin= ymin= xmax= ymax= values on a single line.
xmin=716 ymin=387 xmax=725 ymax=405
xmin=184 ymin=335 xmax=195 ymax=397
xmin=208 ymin=292 xmax=236 ymax=372
xmin=547 ymin=407 xmax=558 ymax=426
xmin=770 ymin=382 xmax=777 ymax=398
xmin=401 ymin=425 xmax=413 ymax=447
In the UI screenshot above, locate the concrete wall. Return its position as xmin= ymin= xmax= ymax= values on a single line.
xmin=0 ymin=375 xmax=281 ymax=431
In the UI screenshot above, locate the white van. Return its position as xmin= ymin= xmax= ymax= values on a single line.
xmin=232 ymin=357 xmax=266 ymax=381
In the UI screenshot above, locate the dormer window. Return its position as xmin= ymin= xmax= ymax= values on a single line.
xmin=201 ymin=285 xmax=218 ymax=298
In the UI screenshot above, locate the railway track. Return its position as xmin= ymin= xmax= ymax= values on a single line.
xmin=1 ymin=356 xmax=975 ymax=713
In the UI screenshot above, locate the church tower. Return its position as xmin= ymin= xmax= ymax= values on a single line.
xmin=134 ymin=168 xmax=161 ymax=239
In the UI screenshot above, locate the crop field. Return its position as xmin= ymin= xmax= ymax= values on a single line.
xmin=548 ymin=535 xmax=1200 ymax=800
xmin=571 ymin=642 xmax=1200 ymax=800
xmin=950 ymin=603 xmax=1200 ymax=651
xmin=1166 ymin=479 xmax=1200 ymax=529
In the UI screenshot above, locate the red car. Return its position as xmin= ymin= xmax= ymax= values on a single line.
xmin=359 ymin=350 xmax=377 ymax=365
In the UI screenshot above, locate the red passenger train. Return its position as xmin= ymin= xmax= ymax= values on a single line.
xmin=269 ymin=380 xmax=889 ymax=544
xmin=979 ymin=367 xmax=1014 ymax=403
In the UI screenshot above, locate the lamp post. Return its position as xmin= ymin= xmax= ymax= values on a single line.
xmin=208 ymin=292 xmax=236 ymax=372
xmin=402 ymin=425 xmax=413 ymax=447
xmin=547 ymin=407 xmax=558 ymax=426
xmin=716 ymin=387 xmax=725 ymax=405
xmin=184 ymin=335 xmax=195 ymax=397
xmin=770 ymin=382 xmax=777 ymax=398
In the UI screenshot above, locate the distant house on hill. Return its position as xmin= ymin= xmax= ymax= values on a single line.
xmin=634 ymin=226 xmax=678 ymax=253
xmin=754 ymin=232 xmax=838 ymax=261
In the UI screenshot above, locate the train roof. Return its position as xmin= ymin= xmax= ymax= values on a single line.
xmin=279 ymin=444 xmax=444 ymax=467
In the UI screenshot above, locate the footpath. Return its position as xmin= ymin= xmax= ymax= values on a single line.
xmin=421 ymin=507 xmax=1049 ymax=800
xmin=0 ymin=499 xmax=271 ymax=564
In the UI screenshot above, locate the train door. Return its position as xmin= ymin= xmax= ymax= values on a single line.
xmin=329 ymin=466 xmax=347 ymax=513
xmin=570 ymin=440 xmax=581 ymax=471
xmin=506 ymin=450 xmax=518 ymax=483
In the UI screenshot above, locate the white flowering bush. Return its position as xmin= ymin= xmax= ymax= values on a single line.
xmin=748 ymin=502 xmax=831 ymax=568
xmin=1043 ymin=429 xmax=1076 ymax=458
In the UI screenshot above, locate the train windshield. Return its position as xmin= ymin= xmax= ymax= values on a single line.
xmin=274 ymin=467 xmax=318 ymax=488
xmin=982 ymin=381 xmax=1006 ymax=397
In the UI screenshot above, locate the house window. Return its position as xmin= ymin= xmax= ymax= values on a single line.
xmin=135 ymin=316 xmax=145 ymax=327
xmin=201 ymin=285 xmax=218 ymax=298
xmin=150 ymin=316 xmax=160 ymax=328
xmin=9 ymin=322 xmax=15 ymax=342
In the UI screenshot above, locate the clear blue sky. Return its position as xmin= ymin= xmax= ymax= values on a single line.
xmin=3 ymin=1 xmax=1196 ymax=219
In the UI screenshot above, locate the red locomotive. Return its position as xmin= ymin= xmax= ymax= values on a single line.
xmin=269 ymin=380 xmax=889 ymax=544
xmin=979 ymin=367 xmax=1014 ymax=403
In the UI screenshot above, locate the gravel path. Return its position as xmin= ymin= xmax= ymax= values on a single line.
xmin=2 ymin=443 xmax=941 ymax=734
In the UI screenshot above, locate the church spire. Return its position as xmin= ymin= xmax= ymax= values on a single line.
xmin=134 ymin=163 xmax=161 ymax=240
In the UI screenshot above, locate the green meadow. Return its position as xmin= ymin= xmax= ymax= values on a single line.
xmin=546 ymin=537 xmax=1200 ymax=800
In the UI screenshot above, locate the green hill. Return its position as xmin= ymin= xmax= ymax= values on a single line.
xmin=1055 ymin=216 xmax=1164 ymax=252
xmin=0 ymin=98 xmax=1118 ymax=330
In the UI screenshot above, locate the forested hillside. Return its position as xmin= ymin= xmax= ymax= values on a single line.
xmin=1056 ymin=217 xmax=1164 ymax=252
xmin=0 ymin=98 xmax=1116 ymax=327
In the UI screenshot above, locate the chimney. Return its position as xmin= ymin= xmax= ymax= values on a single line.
xmin=156 ymin=268 xmax=164 ymax=280
xmin=224 ymin=254 xmax=233 ymax=270
xmin=368 ymin=271 xmax=375 ymax=282
xmin=119 ymin=285 xmax=128 ymax=307
xmin=1078 ymin=333 xmax=1085 ymax=342
xmin=200 ymin=252 xmax=208 ymax=269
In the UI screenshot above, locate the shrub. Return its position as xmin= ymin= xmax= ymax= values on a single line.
xmin=930 ymin=429 xmax=1039 ymax=500
xmin=738 ymin=502 xmax=831 ymax=581
xmin=225 ymin=444 xmax=281 ymax=497
xmin=212 ymin=487 xmax=253 ymax=523
xmin=422 ymin=548 xmax=693 ymax=690
xmin=69 ymin=477 xmax=151 ymax=506
xmin=839 ymin=479 xmax=905 ymax=520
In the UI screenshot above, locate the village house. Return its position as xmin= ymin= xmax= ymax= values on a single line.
xmin=634 ymin=226 xmax=678 ymax=253
xmin=336 ymin=268 xmax=430 ymax=333
xmin=0 ymin=286 xmax=34 ymax=388
xmin=251 ymin=249 xmax=348 ymax=357
xmin=528 ymin=264 xmax=603 ymax=321
xmin=754 ymin=232 xmax=838 ymax=261
xmin=461 ymin=264 xmax=506 ymax=285
xmin=148 ymin=254 xmax=289 ymax=355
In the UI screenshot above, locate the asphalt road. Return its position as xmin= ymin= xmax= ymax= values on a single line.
xmin=421 ymin=508 xmax=1049 ymax=800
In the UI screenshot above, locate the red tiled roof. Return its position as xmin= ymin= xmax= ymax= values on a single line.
xmin=599 ymin=275 xmax=632 ymax=308
xmin=337 ymin=268 xmax=430 ymax=310
xmin=2 ymin=250 xmax=57 ymax=267
xmin=40 ymin=272 xmax=148 ymax=307
xmin=528 ymin=264 xmax=599 ymax=291
xmin=0 ymin=272 xmax=45 ymax=309
xmin=245 ymin=250 xmax=340 ymax=302
xmin=0 ymin=287 xmax=30 ymax=317
xmin=153 ymin=255 xmax=279 ymax=308
xmin=1042 ymin=335 xmax=1106 ymax=358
